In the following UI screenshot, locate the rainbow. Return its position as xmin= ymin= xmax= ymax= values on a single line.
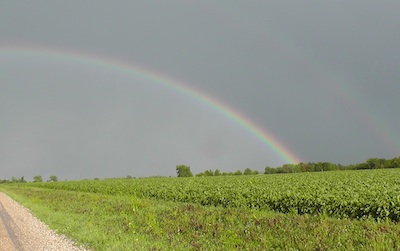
xmin=198 ymin=7 xmax=399 ymax=155
xmin=0 ymin=45 xmax=302 ymax=164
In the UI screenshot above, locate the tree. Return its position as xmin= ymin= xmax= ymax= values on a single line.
xmin=365 ymin=158 xmax=386 ymax=169
xmin=243 ymin=168 xmax=253 ymax=175
xmin=320 ymin=162 xmax=337 ymax=171
xmin=49 ymin=175 xmax=58 ymax=182
xmin=204 ymin=170 xmax=214 ymax=176
xmin=33 ymin=175 xmax=43 ymax=182
xmin=264 ymin=166 xmax=276 ymax=174
xmin=281 ymin=164 xmax=298 ymax=173
xmin=214 ymin=169 xmax=221 ymax=176
xmin=234 ymin=170 xmax=242 ymax=175
xmin=388 ymin=157 xmax=400 ymax=168
xmin=176 ymin=165 xmax=193 ymax=177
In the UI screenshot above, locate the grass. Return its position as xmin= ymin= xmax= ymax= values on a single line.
xmin=1 ymin=186 xmax=400 ymax=250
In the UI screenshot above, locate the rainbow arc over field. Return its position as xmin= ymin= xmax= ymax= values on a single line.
xmin=0 ymin=45 xmax=302 ymax=164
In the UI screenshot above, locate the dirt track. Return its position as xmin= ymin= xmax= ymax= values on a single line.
xmin=0 ymin=199 xmax=23 ymax=251
xmin=0 ymin=192 xmax=87 ymax=251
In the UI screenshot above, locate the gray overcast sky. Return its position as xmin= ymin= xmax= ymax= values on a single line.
xmin=1 ymin=1 xmax=399 ymax=180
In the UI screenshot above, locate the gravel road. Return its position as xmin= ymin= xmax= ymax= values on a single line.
xmin=0 ymin=192 xmax=88 ymax=251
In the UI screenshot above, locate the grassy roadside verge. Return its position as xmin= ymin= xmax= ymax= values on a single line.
xmin=1 ymin=186 xmax=400 ymax=250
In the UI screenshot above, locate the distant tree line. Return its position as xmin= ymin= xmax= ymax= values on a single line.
xmin=2 ymin=157 xmax=400 ymax=182
xmin=175 ymin=165 xmax=260 ymax=177
xmin=0 ymin=175 xmax=58 ymax=184
xmin=0 ymin=176 xmax=27 ymax=184
xmin=264 ymin=156 xmax=400 ymax=174
xmin=176 ymin=156 xmax=400 ymax=178
xmin=196 ymin=167 xmax=259 ymax=177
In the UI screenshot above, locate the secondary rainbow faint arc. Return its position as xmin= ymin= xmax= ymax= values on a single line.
xmin=0 ymin=46 xmax=302 ymax=164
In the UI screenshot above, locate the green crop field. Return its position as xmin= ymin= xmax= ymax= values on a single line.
xmin=2 ymin=168 xmax=400 ymax=250
xmin=16 ymin=168 xmax=400 ymax=221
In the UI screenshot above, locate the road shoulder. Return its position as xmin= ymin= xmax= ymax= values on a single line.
xmin=0 ymin=192 xmax=87 ymax=251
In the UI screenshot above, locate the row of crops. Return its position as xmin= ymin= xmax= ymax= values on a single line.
xmin=16 ymin=169 xmax=400 ymax=221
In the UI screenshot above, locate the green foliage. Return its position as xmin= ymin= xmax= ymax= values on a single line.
xmin=14 ymin=168 xmax=400 ymax=222
xmin=3 ymin=186 xmax=400 ymax=251
xmin=243 ymin=168 xmax=259 ymax=175
xmin=33 ymin=175 xmax=43 ymax=182
xmin=49 ymin=175 xmax=58 ymax=182
xmin=196 ymin=170 xmax=214 ymax=177
xmin=243 ymin=168 xmax=253 ymax=175
xmin=0 ymin=177 xmax=27 ymax=183
xmin=265 ymin=156 xmax=400 ymax=174
xmin=176 ymin=165 xmax=193 ymax=177
xmin=196 ymin=168 xmax=260 ymax=177
xmin=234 ymin=170 xmax=242 ymax=175
xmin=264 ymin=166 xmax=274 ymax=174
